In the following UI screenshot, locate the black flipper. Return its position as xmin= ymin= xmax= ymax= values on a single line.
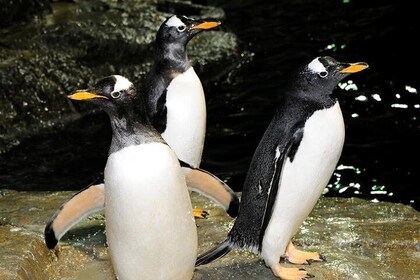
xmin=44 ymin=220 xmax=58 ymax=249
xmin=195 ymin=239 xmax=232 ymax=266
xmin=258 ymin=129 xmax=304 ymax=249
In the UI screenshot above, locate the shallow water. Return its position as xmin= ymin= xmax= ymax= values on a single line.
xmin=1 ymin=0 xmax=419 ymax=210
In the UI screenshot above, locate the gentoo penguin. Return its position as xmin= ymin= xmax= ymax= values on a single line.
xmin=143 ymin=14 xmax=238 ymax=217
xmin=68 ymin=75 xmax=197 ymax=280
xmin=44 ymin=15 xmax=239 ymax=249
xmin=145 ymin=14 xmax=221 ymax=166
xmin=195 ymin=56 xmax=369 ymax=279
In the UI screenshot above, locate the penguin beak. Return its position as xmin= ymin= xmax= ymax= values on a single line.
xmin=68 ymin=90 xmax=108 ymax=101
xmin=190 ymin=21 xmax=221 ymax=31
xmin=339 ymin=62 xmax=369 ymax=74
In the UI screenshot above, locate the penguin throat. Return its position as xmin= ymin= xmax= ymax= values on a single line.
xmin=106 ymin=102 xmax=150 ymax=134
xmin=289 ymin=83 xmax=337 ymax=108
xmin=158 ymin=44 xmax=191 ymax=73
xmin=108 ymin=116 xmax=161 ymax=154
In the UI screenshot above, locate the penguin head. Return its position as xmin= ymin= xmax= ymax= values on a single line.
xmin=298 ymin=56 xmax=369 ymax=95
xmin=68 ymin=75 xmax=138 ymax=116
xmin=156 ymin=15 xmax=221 ymax=46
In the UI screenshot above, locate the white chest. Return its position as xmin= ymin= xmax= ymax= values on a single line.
xmin=278 ymin=102 xmax=345 ymax=219
xmin=104 ymin=143 xmax=197 ymax=280
xmin=261 ymin=102 xmax=345 ymax=264
xmin=161 ymin=67 xmax=206 ymax=167
xmin=285 ymin=101 xmax=346 ymax=192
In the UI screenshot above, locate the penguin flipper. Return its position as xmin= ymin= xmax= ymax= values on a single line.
xmin=44 ymin=183 xmax=105 ymax=249
xmin=180 ymin=161 xmax=239 ymax=218
xmin=195 ymin=239 xmax=232 ymax=266
xmin=259 ymin=129 xmax=304 ymax=246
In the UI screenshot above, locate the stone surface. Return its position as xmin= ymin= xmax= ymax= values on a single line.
xmin=0 ymin=189 xmax=419 ymax=279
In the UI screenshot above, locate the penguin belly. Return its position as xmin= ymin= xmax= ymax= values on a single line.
xmin=104 ymin=143 xmax=198 ymax=280
xmin=261 ymin=102 xmax=345 ymax=266
xmin=161 ymin=67 xmax=206 ymax=167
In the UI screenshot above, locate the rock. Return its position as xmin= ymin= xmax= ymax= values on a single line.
xmin=0 ymin=0 xmax=51 ymax=28
xmin=0 ymin=189 xmax=418 ymax=279
xmin=0 ymin=0 xmax=239 ymax=154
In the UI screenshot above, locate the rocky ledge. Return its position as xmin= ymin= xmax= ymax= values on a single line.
xmin=0 ymin=190 xmax=418 ymax=279
xmin=0 ymin=0 xmax=240 ymax=155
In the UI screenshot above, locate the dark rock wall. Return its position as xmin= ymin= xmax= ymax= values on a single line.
xmin=0 ymin=0 xmax=238 ymax=155
xmin=0 ymin=0 xmax=51 ymax=28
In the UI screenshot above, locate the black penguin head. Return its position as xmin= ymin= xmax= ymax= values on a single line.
xmin=156 ymin=15 xmax=221 ymax=47
xmin=298 ymin=56 xmax=369 ymax=95
xmin=68 ymin=75 xmax=138 ymax=116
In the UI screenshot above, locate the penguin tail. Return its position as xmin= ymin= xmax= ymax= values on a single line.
xmin=195 ymin=239 xmax=232 ymax=266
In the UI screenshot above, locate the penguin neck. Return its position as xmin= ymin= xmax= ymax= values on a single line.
xmin=107 ymin=106 xmax=163 ymax=154
xmin=284 ymin=72 xmax=339 ymax=109
xmin=288 ymin=85 xmax=337 ymax=109
xmin=156 ymin=43 xmax=191 ymax=75
xmin=142 ymin=41 xmax=192 ymax=127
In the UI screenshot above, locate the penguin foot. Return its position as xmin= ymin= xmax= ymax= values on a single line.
xmin=271 ymin=263 xmax=314 ymax=280
xmin=193 ymin=208 xmax=209 ymax=219
xmin=285 ymin=241 xmax=326 ymax=265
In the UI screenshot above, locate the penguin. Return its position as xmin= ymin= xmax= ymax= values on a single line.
xmin=195 ymin=56 xmax=369 ymax=280
xmin=145 ymin=14 xmax=221 ymax=167
xmin=67 ymin=75 xmax=197 ymax=280
xmin=44 ymin=15 xmax=239 ymax=249
xmin=143 ymin=14 xmax=238 ymax=218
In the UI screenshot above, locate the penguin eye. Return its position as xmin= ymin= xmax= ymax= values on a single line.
xmin=318 ymin=71 xmax=328 ymax=78
xmin=177 ymin=25 xmax=187 ymax=32
xmin=111 ymin=91 xmax=122 ymax=99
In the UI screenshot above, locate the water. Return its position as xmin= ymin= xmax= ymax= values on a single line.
xmin=1 ymin=0 xmax=419 ymax=210
xmin=201 ymin=0 xmax=420 ymax=210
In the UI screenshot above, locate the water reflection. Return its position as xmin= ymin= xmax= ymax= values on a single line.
xmin=322 ymin=43 xmax=347 ymax=52
xmin=391 ymin=104 xmax=408 ymax=109
xmin=338 ymin=80 xmax=359 ymax=91
xmin=405 ymin=85 xmax=417 ymax=94
xmin=354 ymin=95 xmax=367 ymax=102
xmin=371 ymin=94 xmax=381 ymax=101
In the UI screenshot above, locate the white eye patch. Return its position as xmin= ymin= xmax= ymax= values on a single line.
xmin=308 ymin=57 xmax=327 ymax=74
xmin=113 ymin=75 xmax=133 ymax=93
xmin=165 ymin=15 xmax=185 ymax=27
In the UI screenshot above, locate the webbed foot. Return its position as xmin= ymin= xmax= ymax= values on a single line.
xmin=271 ymin=263 xmax=314 ymax=280
xmin=285 ymin=241 xmax=326 ymax=265
xmin=193 ymin=208 xmax=209 ymax=219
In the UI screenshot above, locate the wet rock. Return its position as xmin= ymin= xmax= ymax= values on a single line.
xmin=0 ymin=190 xmax=418 ymax=279
xmin=0 ymin=0 xmax=239 ymax=154
xmin=0 ymin=0 xmax=51 ymax=28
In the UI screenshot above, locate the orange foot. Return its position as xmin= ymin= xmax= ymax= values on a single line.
xmin=193 ymin=208 xmax=209 ymax=219
xmin=285 ymin=241 xmax=326 ymax=265
xmin=271 ymin=263 xmax=314 ymax=280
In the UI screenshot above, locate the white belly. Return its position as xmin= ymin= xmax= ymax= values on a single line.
xmin=161 ymin=67 xmax=206 ymax=167
xmin=261 ymin=102 xmax=345 ymax=266
xmin=104 ymin=143 xmax=197 ymax=280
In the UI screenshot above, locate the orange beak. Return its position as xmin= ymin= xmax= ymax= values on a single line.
xmin=190 ymin=21 xmax=221 ymax=30
xmin=339 ymin=62 xmax=369 ymax=74
xmin=68 ymin=91 xmax=108 ymax=101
